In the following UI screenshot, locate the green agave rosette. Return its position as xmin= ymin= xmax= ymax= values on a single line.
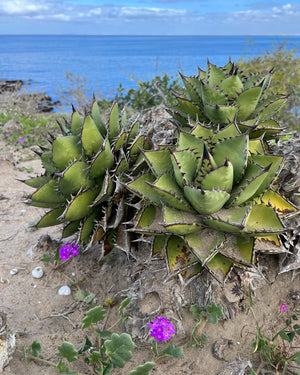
xmin=127 ymin=124 xmax=298 ymax=283
xmin=169 ymin=60 xmax=287 ymax=140
xmin=24 ymin=100 xmax=152 ymax=255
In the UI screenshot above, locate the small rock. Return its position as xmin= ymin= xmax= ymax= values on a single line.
xmin=2 ymin=119 xmax=23 ymax=133
xmin=58 ymin=285 xmax=71 ymax=296
xmin=31 ymin=266 xmax=44 ymax=279
xmin=9 ymin=268 xmax=18 ymax=276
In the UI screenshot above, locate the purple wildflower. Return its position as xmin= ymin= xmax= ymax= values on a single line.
xmin=5 ymin=133 xmax=10 ymax=137
xmin=18 ymin=138 xmax=25 ymax=143
xmin=280 ymin=303 xmax=287 ymax=313
xmin=59 ymin=242 xmax=79 ymax=261
xmin=149 ymin=316 xmax=176 ymax=342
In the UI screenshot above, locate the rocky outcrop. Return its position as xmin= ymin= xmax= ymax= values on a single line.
xmin=0 ymin=80 xmax=23 ymax=93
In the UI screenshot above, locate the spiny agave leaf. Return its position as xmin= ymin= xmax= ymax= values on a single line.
xmin=62 ymin=220 xmax=81 ymax=238
xmin=183 ymin=228 xmax=225 ymax=264
xmin=219 ymin=235 xmax=254 ymax=266
xmin=180 ymin=74 xmax=203 ymax=104
xmin=254 ymin=95 xmax=287 ymax=122
xmin=29 ymin=201 xmax=62 ymax=208
xmin=151 ymin=174 xmax=194 ymax=213
xmin=249 ymin=138 xmax=265 ymax=155
xmin=129 ymin=134 xmax=145 ymax=156
xmin=204 ymin=104 xmax=238 ymax=125
xmin=201 ymin=83 xmax=228 ymax=106
xmin=80 ymin=211 xmax=97 ymax=244
xmin=211 ymin=122 xmax=240 ymax=143
xmin=92 ymin=100 xmax=106 ymax=136
xmin=92 ymin=171 xmax=113 ymax=206
xmin=114 ymin=150 xmax=130 ymax=175
xmin=212 ymin=134 xmax=248 ymax=184
xmin=127 ymin=120 xmax=139 ymax=143
xmin=198 ymin=160 xmax=234 ymax=192
xmin=108 ymin=102 xmax=120 ymax=142
xmin=229 ymin=164 xmax=270 ymax=206
xmin=62 ymin=188 xmax=101 ymax=221
xmin=243 ymin=72 xmax=271 ymax=90
xmin=89 ymin=138 xmax=114 ymax=178
xmin=170 ymin=149 xmax=198 ymax=188
xmin=143 ymin=149 xmax=173 ymax=177
xmin=204 ymin=205 xmax=250 ymax=233
xmin=205 ymin=253 xmax=233 ymax=284
xmin=244 ymin=204 xmax=285 ymax=235
xmin=31 ymin=180 xmax=65 ymax=204
xmin=127 ymin=173 xmax=161 ymax=205
xmin=70 ymin=110 xmax=82 ymax=136
xmin=24 ymin=175 xmax=49 ymax=188
xmin=163 ymin=205 xmax=202 ymax=235
xmin=166 ymin=235 xmax=198 ymax=276
xmin=81 ymin=116 xmax=104 ymax=156
xmin=255 ymin=234 xmax=283 ymax=254
xmin=183 ymin=187 xmax=230 ymax=215
xmin=236 ymin=86 xmax=263 ymax=121
xmin=52 ymin=136 xmax=82 ymax=171
xmin=91 ymin=224 xmax=105 ymax=244
xmin=133 ymin=206 xmax=166 ymax=234
xmin=249 ymin=120 xmax=282 ymax=140
xmin=104 ymin=333 xmax=135 ymax=368
xmin=179 ymin=262 xmax=204 ymax=286
xmin=174 ymin=97 xmax=206 ymax=123
xmin=206 ymin=61 xmax=226 ymax=86
xmin=219 ymin=74 xmax=244 ymax=99
xmin=59 ymin=161 xmax=93 ymax=195
xmin=191 ymin=123 xmax=214 ymax=139
xmin=152 ymin=235 xmax=166 ymax=258
xmin=250 ymin=154 xmax=283 ymax=197
xmin=36 ymin=207 xmax=65 ymax=227
xmin=177 ymin=132 xmax=205 ymax=155
xmin=260 ymin=189 xmax=298 ymax=217
xmin=113 ymin=130 xmax=128 ymax=152
xmin=41 ymin=151 xmax=56 ymax=174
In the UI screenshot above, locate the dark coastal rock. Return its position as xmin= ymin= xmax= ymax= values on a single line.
xmin=0 ymin=80 xmax=24 ymax=93
xmin=20 ymin=92 xmax=61 ymax=113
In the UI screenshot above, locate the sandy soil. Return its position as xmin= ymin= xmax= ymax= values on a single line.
xmin=0 ymin=134 xmax=300 ymax=375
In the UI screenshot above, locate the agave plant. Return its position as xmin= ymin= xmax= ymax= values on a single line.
xmin=24 ymin=100 xmax=152 ymax=255
xmin=126 ymin=123 xmax=298 ymax=283
xmin=170 ymin=60 xmax=287 ymax=140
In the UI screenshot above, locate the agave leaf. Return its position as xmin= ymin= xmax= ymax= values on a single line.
xmin=236 ymin=87 xmax=263 ymax=121
xmin=92 ymin=171 xmax=113 ymax=206
xmin=183 ymin=187 xmax=230 ymax=215
xmin=211 ymin=122 xmax=240 ymax=143
xmin=89 ymin=138 xmax=114 ymax=178
xmin=71 ymin=110 xmax=82 ymax=136
xmin=229 ymin=164 xmax=270 ymax=206
xmin=108 ymin=102 xmax=120 ymax=142
xmin=204 ymin=104 xmax=238 ymax=124
xmin=36 ymin=207 xmax=65 ymax=228
xmin=163 ymin=205 xmax=202 ymax=235
xmin=113 ymin=130 xmax=128 ymax=152
xmin=254 ymin=95 xmax=287 ymax=121
xmin=175 ymin=97 xmax=206 ymax=123
xmin=166 ymin=235 xmax=198 ymax=276
xmin=180 ymin=75 xmax=203 ymax=104
xmin=151 ymin=174 xmax=194 ymax=213
xmin=204 ymin=205 xmax=250 ymax=233
xmin=170 ymin=149 xmax=198 ymax=188
xmin=212 ymin=134 xmax=248 ymax=183
xmin=191 ymin=123 xmax=214 ymax=139
xmin=127 ymin=173 xmax=161 ymax=205
xmin=206 ymin=62 xmax=226 ymax=86
xmin=24 ymin=175 xmax=49 ymax=188
xmin=114 ymin=151 xmax=130 ymax=175
xmin=133 ymin=206 xmax=166 ymax=234
xmin=92 ymin=100 xmax=107 ymax=136
xmin=63 ymin=188 xmax=100 ymax=221
xmin=249 ymin=120 xmax=282 ymax=140
xmin=91 ymin=223 xmax=106 ymax=244
xmin=260 ymin=189 xmax=298 ymax=217
xmin=152 ymin=235 xmax=167 ymax=258
xmin=142 ymin=149 xmax=173 ymax=177
xmin=52 ymin=136 xmax=82 ymax=171
xmin=81 ymin=116 xmax=104 ymax=157
xmin=244 ymin=204 xmax=285 ymax=235
xmin=198 ymin=160 xmax=234 ymax=192
xmin=59 ymin=161 xmax=93 ymax=195
xmin=179 ymin=262 xmax=204 ymax=285
xmin=127 ymin=120 xmax=139 ymax=143
xmin=30 ymin=201 xmax=62 ymax=208
xmin=219 ymin=74 xmax=244 ymax=99
xmin=219 ymin=235 xmax=254 ymax=266
xmin=255 ymin=234 xmax=284 ymax=254
xmin=31 ymin=180 xmax=65 ymax=204
xmin=205 ymin=253 xmax=233 ymax=283
xmin=62 ymin=220 xmax=81 ymax=238
xmin=249 ymin=138 xmax=265 ymax=155
xmin=183 ymin=228 xmax=225 ymax=264
xmin=80 ymin=211 xmax=97 ymax=244
xmin=41 ymin=151 xmax=56 ymax=174
xmin=201 ymin=84 xmax=227 ymax=106
xmin=129 ymin=134 xmax=145 ymax=156
xmin=177 ymin=132 xmax=205 ymax=155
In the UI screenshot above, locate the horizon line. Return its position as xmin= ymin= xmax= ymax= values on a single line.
xmin=0 ymin=33 xmax=300 ymax=37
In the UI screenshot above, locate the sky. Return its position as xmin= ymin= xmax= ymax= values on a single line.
xmin=0 ymin=0 xmax=299 ymax=35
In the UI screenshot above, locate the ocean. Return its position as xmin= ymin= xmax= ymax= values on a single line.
xmin=0 ymin=35 xmax=299 ymax=108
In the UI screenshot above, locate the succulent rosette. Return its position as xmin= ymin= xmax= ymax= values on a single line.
xmin=170 ymin=60 xmax=287 ymax=140
xmin=24 ymin=100 xmax=152 ymax=255
xmin=127 ymin=123 xmax=298 ymax=283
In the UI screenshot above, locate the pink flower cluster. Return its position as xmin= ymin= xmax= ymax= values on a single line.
xmin=149 ymin=316 xmax=176 ymax=342
xmin=59 ymin=242 xmax=79 ymax=261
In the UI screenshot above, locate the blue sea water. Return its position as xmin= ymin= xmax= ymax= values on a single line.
xmin=0 ymin=35 xmax=299 ymax=108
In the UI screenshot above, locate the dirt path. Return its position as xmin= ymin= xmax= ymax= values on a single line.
xmin=0 ymin=134 xmax=300 ymax=375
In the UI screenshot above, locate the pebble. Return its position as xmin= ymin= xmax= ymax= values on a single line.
xmin=9 ymin=268 xmax=18 ymax=275
xmin=58 ymin=285 xmax=71 ymax=296
xmin=31 ymin=266 xmax=44 ymax=279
